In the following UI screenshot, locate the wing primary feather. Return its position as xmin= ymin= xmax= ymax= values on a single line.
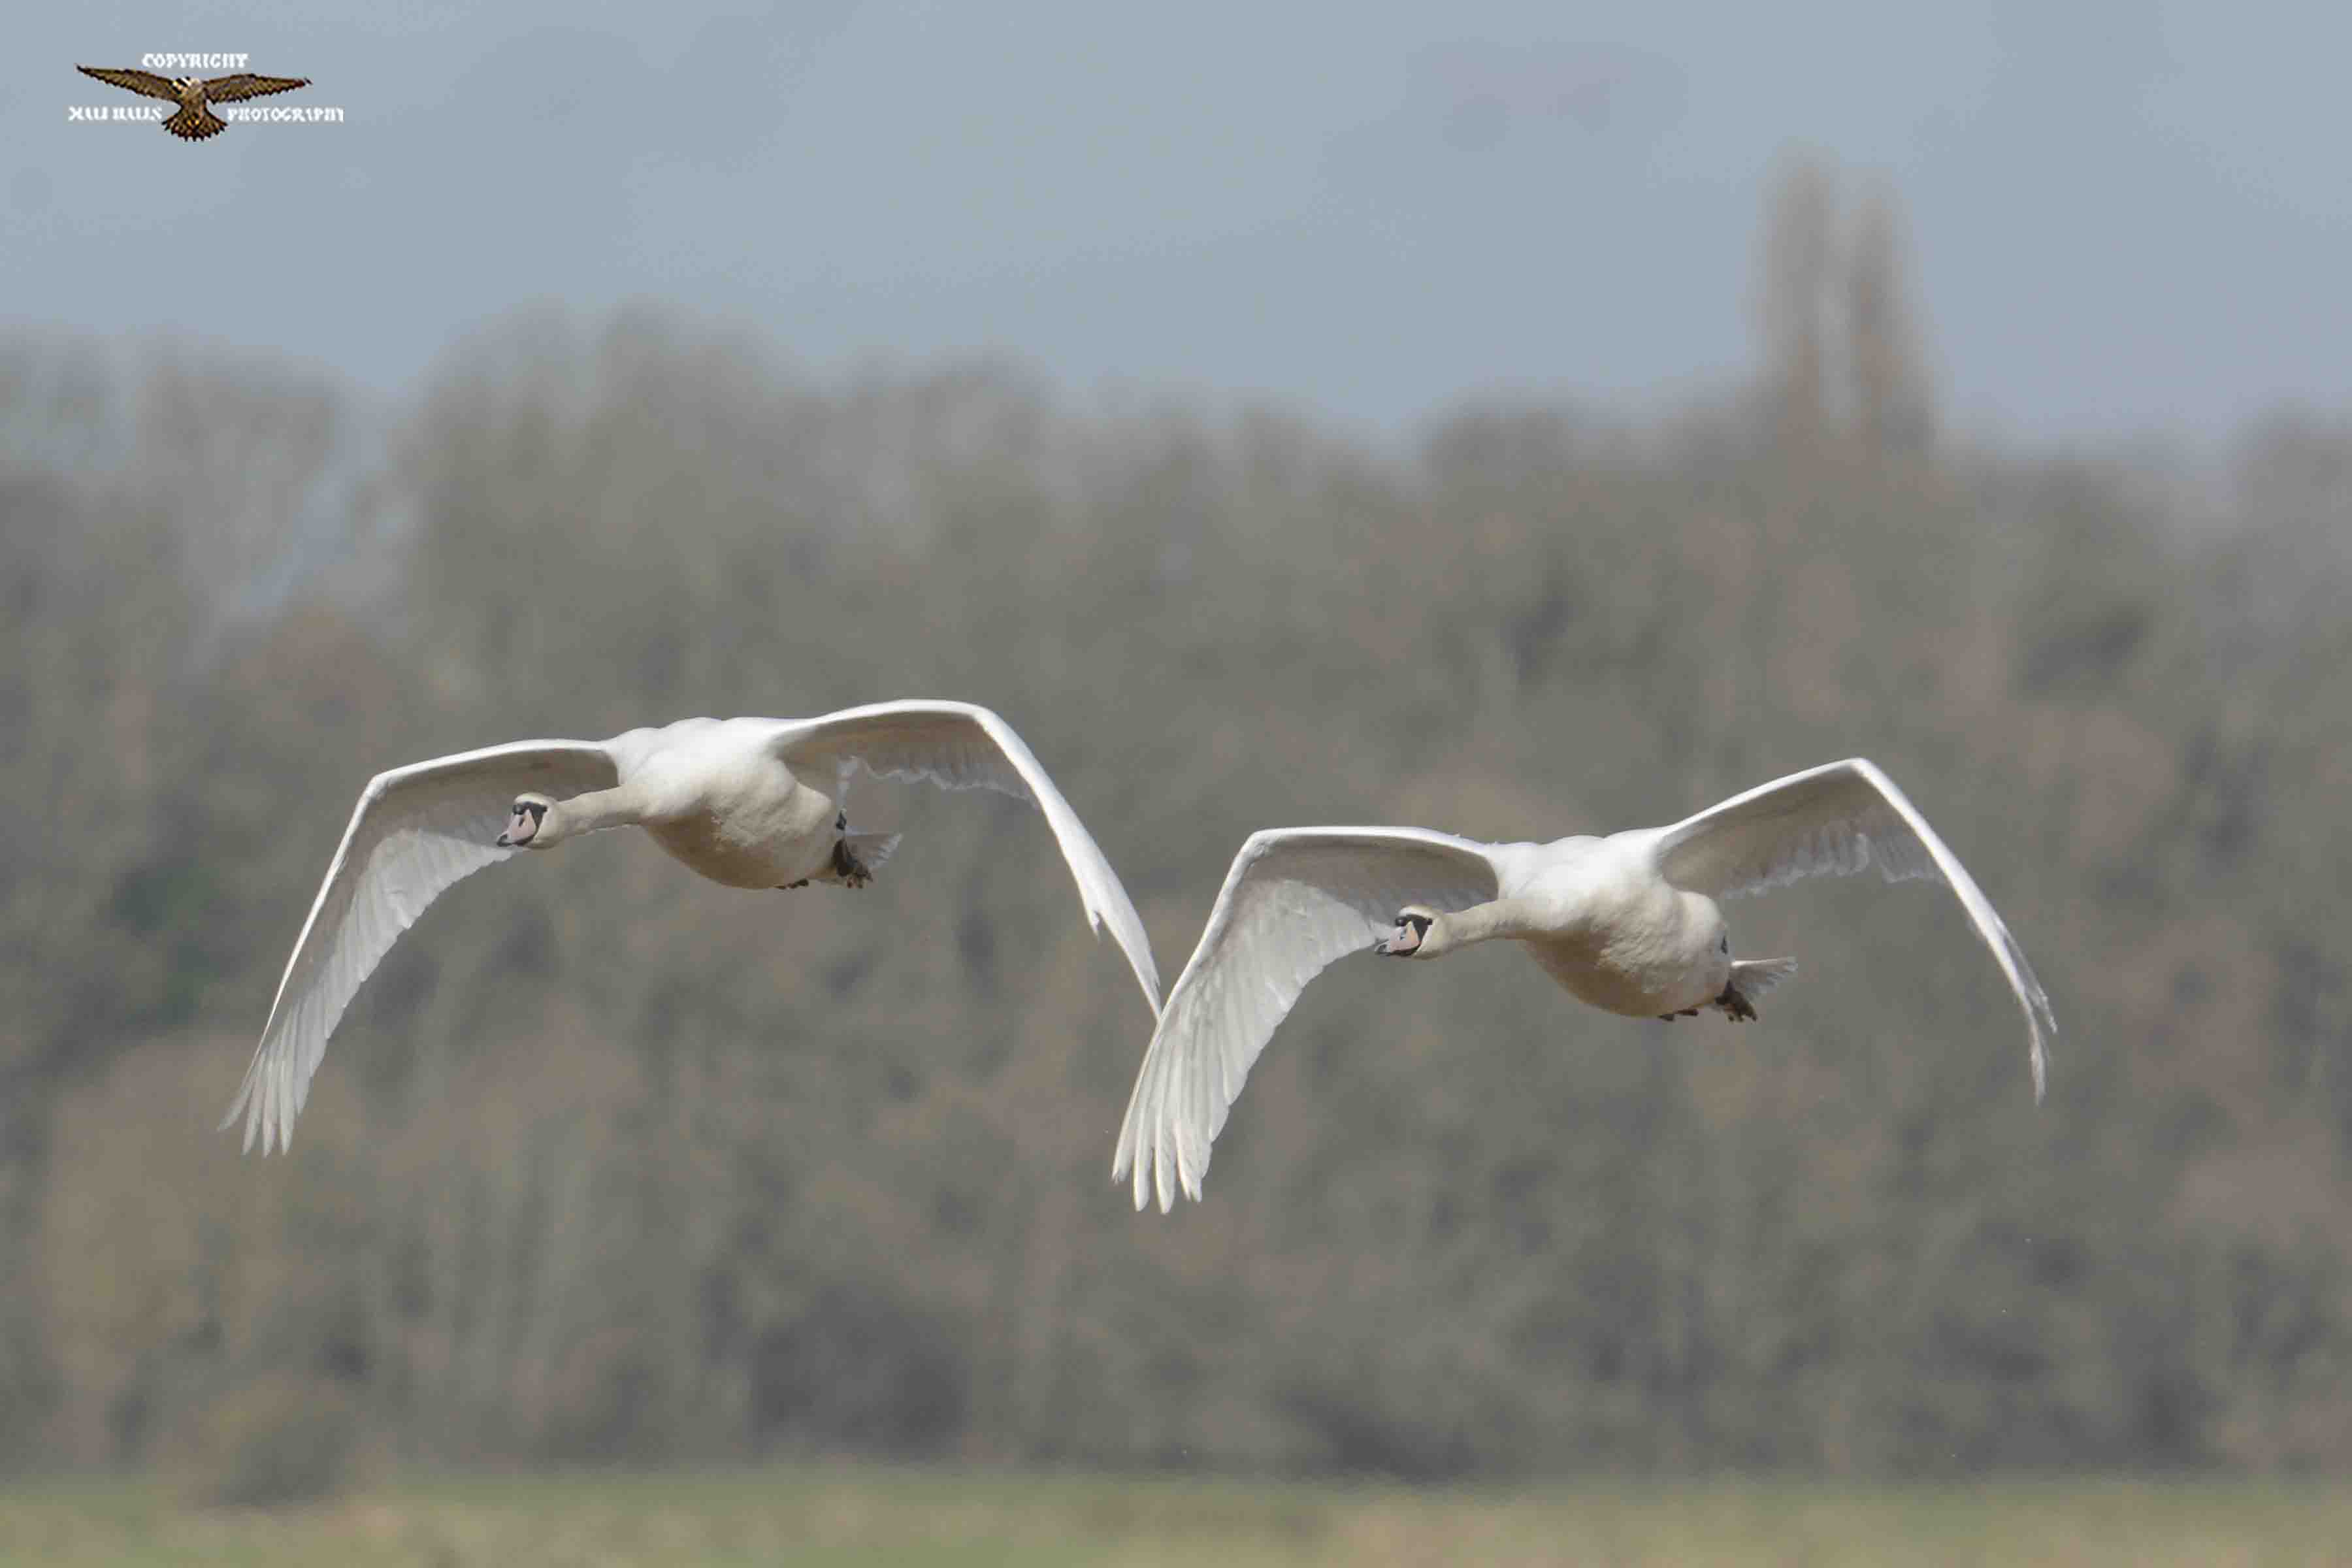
xmin=764 ymin=702 xmax=1162 ymax=1015
xmin=76 ymin=66 xmax=181 ymax=101
xmin=1113 ymin=827 xmax=1502 ymax=1209
xmin=225 ymin=740 xmax=617 ymax=1154
xmin=1650 ymin=757 xmax=2055 ymax=1101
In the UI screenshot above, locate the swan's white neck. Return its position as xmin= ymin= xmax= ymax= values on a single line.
xmin=1422 ymin=898 xmax=1539 ymax=956
xmin=539 ymin=785 xmax=644 ymax=846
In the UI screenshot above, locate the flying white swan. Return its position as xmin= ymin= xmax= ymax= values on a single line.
xmin=1113 ymin=757 xmax=2053 ymax=1211
xmin=225 ymin=701 xmax=1163 ymax=1154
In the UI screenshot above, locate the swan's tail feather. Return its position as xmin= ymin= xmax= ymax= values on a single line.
xmin=818 ymin=831 xmax=901 ymax=887
xmin=845 ymin=832 xmax=900 ymax=874
xmin=1711 ymin=956 xmax=1797 ymax=1021
xmin=1730 ymin=956 xmax=1799 ymax=998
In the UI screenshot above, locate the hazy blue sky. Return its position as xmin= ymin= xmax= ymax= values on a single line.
xmin=11 ymin=1 xmax=2349 ymax=441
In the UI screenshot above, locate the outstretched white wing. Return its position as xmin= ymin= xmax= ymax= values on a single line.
xmin=1113 ymin=826 xmax=1503 ymax=1211
xmin=760 ymin=701 xmax=1162 ymax=1015
xmin=223 ymin=740 xmax=619 ymax=1154
xmin=1647 ymin=757 xmax=2055 ymax=1100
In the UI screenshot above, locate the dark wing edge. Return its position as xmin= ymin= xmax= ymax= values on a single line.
xmin=77 ymin=66 xmax=182 ymax=101
xmin=199 ymin=74 xmax=312 ymax=103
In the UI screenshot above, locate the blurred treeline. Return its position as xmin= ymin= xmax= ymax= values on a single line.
xmin=5 ymin=160 xmax=2350 ymax=1490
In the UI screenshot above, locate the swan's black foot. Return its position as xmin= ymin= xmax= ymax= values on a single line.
xmin=832 ymin=838 xmax=873 ymax=889
xmin=1656 ymin=1008 xmax=1701 ymax=1021
xmin=777 ymin=879 xmax=811 ymax=890
xmin=1715 ymin=984 xmax=1758 ymax=1022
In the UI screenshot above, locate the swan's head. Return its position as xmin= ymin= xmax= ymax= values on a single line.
xmin=496 ymin=793 xmax=554 ymax=849
xmin=1373 ymin=905 xmax=1440 ymax=958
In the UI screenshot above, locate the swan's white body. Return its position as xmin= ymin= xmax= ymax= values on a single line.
xmin=227 ymin=702 xmax=1163 ymax=1154
xmin=1113 ymin=758 xmax=2055 ymax=1211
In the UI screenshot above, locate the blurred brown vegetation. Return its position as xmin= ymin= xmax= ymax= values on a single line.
xmin=5 ymin=159 xmax=2350 ymax=1486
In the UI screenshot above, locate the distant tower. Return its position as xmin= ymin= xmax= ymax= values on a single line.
xmin=1752 ymin=152 xmax=1938 ymax=461
xmin=1752 ymin=152 xmax=1837 ymax=454
xmin=1844 ymin=181 xmax=1936 ymax=457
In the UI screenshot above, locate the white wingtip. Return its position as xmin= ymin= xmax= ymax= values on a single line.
xmin=1113 ymin=1139 xmax=1143 ymax=1209
xmin=2022 ymin=977 xmax=2055 ymax=1105
xmin=220 ymin=1057 xmax=291 ymax=1157
xmin=221 ymin=1076 xmax=259 ymax=1152
xmin=1117 ymin=1130 xmax=1182 ymax=1215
